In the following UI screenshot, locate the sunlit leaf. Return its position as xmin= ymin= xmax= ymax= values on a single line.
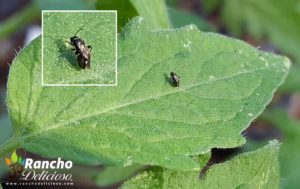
xmin=122 ymin=142 xmax=280 ymax=189
xmin=3 ymin=17 xmax=289 ymax=171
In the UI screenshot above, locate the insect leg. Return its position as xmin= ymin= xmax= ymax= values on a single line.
xmin=65 ymin=41 xmax=74 ymax=46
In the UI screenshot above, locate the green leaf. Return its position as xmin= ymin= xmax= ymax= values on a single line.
xmin=130 ymin=0 xmax=170 ymax=29
xmin=196 ymin=153 xmax=211 ymax=169
xmin=203 ymin=0 xmax=300 ymax=93
xmin=34 ymin=0 xmax=96 ymax=10
xmin=219 ymin=0 xmax=300 ymax=64
xmin=121 ymin=142 xmax=280 ymax=189
xmin=94 ymin=164 xmax=144 ymax=187
xmin=96 ymin=0 xmax=138 ymax=32
xmin=96 ymin=0 xmax=171 ymax=31
xmin=262 ymin=111 xmax=300 ymax=189
xmin=168 ymin=8 xmax=216 ymax=32
xmin=95 ymin=152 xmax=210 ymax=187
xmin=5 ymin=17 xmax=289 ymax=171
xmin=42 ymin=11 xmax=117 ymax=85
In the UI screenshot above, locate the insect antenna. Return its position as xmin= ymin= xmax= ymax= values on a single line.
xmin=74 ymin=25 xmax=85 ymax=36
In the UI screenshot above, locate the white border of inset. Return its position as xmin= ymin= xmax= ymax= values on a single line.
xmin=41 ymin=10 xmax=118 ymax=87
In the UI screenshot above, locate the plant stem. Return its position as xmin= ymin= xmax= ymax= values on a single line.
xmin=0 ymin=136 xmax=21 ymax=158
xmin=0 ymin=3 xmax=40 ymax=41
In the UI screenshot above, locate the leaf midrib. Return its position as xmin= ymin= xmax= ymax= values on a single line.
xmin=22 ymin=68 xmax=267 ymax=140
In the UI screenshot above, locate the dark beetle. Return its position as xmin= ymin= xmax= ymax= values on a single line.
xmin=68 ymin=26 xmax=92 ymax=69
xmin=170 ymin=72 xmax=180 ymax=87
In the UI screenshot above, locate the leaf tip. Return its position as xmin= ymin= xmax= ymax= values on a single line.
xmin=283 ymin=56 xmax=291 ymax=70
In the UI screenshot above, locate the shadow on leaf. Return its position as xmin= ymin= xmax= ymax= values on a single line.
xmin=55 ymin=38 xmax=80 ymax=70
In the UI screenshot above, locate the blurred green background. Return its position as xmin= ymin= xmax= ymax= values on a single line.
xmin=0 ymin=0 xmax=299 ymax=188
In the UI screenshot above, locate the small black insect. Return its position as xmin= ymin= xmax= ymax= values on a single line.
xmin=68 ymin=26 xmax=92 ymax=69
xmin=170 ymin=72 xmax=180 ymax=87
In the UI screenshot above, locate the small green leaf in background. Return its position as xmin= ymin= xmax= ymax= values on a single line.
xmin=0 ymin=0 xmax=97 ymax=40
xmin=202 ymin=0 xmax=300 ymax=93
xmin=42 ymin=11 xmax=117 ymax=85
xmin=0 ymin=3 xmax=40 ymax=41
xmin=34 ymin=0 xmax=96 ymax=10
xmin=168 ymin=8 xmax=216 ymax=32
xmin=4 ymin=17 xmax=289 ymax=171
xmin=121 ymin=142 xmax=280 ymax=189
xmin=263 ymin=110 xmax=300 ymax=189
xmin=96 ymin=0 xmax=138 ymax=32
xmin=207 ymin=0 xmax=300 ymax=64
xmin=130 ymin=0 xmax=171 ymax=29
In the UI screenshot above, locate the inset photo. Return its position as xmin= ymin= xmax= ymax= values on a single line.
xmin=42 ymin=10 xmax=117 ymax=86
